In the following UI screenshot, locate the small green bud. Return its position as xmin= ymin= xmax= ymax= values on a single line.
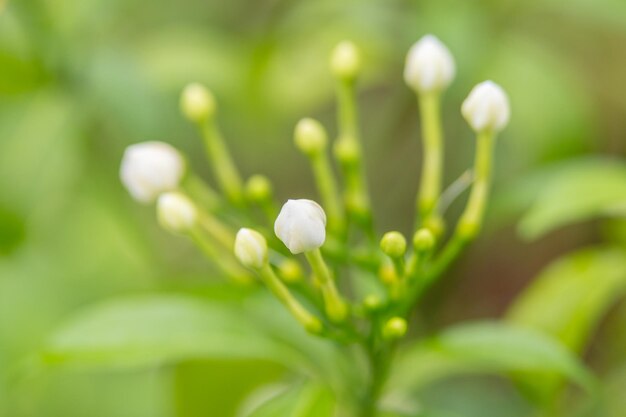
xmin=378 ymin=263 xmax=397 ymax=285
xmin=278 ymin=258 xmax=303 ymax=283
xmin=303 ymin=316 xmax=323 ymax=335
xmin=380 ymin=231 xmax=407 ymax=259
xmin=245 ymin=174 xmax=272 ymax=202
xmin=382 ymin=317 xmax=408 ymax=339
xmin=180 ymin=83 xmax=216 ymax=123
xmin=413 ymin=228 xmax=435 ymax=252
xmin=333 ymin=138 xmax=359 ymax=166
xmin=363 ymin=294 xmax=383 ymax=312
xmin=330 ymin=41 xmax=360 ymax=81
xmin=294 ymin=118 xmax=327 ymax=156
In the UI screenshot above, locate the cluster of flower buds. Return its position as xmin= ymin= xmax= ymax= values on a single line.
xmin=120 ymin=35 xmax=509 ymax=343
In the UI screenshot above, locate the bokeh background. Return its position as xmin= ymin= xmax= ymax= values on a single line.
xmin=1 ymin=0 xmax=626 ymax=416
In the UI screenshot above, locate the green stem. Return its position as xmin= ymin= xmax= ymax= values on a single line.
xmin=181 ymin=174 xmax=221 ymax=211
xmin=305 ymin=249 xmax=348 ymax=322
xmin=416 ymin=92 xmax=444 ymax=231
xmin=403 ymin=130 xmax=496 ymax=314
xmin=197 ymin=212 xmax=236 ymax=250
xmin=259 ymin=264 xmax=322 ymax=333
xmin=310 ymin=153 xmax=344 ymax=234
xmin=188 ymin=228 xmax=252 ymax=284
xmin=199 ymin=119 xmax=244 ymax=205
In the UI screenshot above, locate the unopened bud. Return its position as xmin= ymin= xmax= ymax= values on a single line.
xmin=404 ymin=35 xmax=455 ymax=94
xmin=380 ymin=231 xmax=407 ymax=259
xmin=157 ymin=192 xmax=197 ymax=233
xmin=180 ymin=83 xmax=216 ymax=123
xmin=461 ymin=81 xmax=510 ymax=133
xmin=278 ymin=259 xmax=304 ymax=283
xmin=330 ymin=41 xmax=360 ymax=81
xmin=294 ymin=118 xmax=328 ymax=156
xmin=275 ymin=199 xmax=326 ymax=254
xmin=383 ymin=317 xmax=408 ymax=339
xmin=413 ymin=228 xmax=435 ymax=252
xmin=245 ymin=175 xmax=272 ymax=202
xmin=234 ymin=228 xmax=268 ymax=269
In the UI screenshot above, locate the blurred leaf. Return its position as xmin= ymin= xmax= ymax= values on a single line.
xmin=518 ymin=158 xmax=626 ymax=239
xmin=240 ymin=381 xmax=335 ymax=417
xmin=507 ymin=246 xmax=626 ymax=352
xmin=41 ymin=293 xmax=307 ymax=371
xmin=387 ymin=321 xmax=595 ymax=394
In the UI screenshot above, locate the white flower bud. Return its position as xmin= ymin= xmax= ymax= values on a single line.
xmin=120 ymin=141 xmax=185 ymax=203
xmin=180 ymin=83 xmax=216 ymax=122
xmin=404 ymin=35 xmax=455 ymax=93
xmin=330 ymin=41 xmax=360 ymax=80
xmin=274 ymin=199 xmax=326 ymax=254
xmin=294 ymin=118 xmax=327 ymax=156
xmin=234 ymin=228 xmax=268 ymax=269
xmin=461 ymin=81 xmax=510 ymax=133
xmin=157 ymin=192 xmax=197 ymax=233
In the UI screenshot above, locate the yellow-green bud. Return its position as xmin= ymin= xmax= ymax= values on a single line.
xmin=382 ymin=317 xmax=407 ymax=339
xmin=303 ymin=316 xmax=323 ymax=334
xmin=380 ymin=231 xmax=407 ymax=259
xmin=180 ymin=83 xmax=216 ymax=123
xmin=333 ymin=138 xmax=359 ymax=166
xmin=330 ymin=41 xmax=360 ymax=81
xmin=378 ymin=263 xmax=397 ymax=285
xmin=245 ymin=174 xmax=272 ymax=202
xmin=294 ymin=118 xmax=328 ymax=156
xmin=363 ymin=294 xmax=383 ymax=312
xmin=278 ymin=259 xmax=303 ymax=283
xmin=413 ymin=228 xmax=435 ymax=252
xmin=234 ymin=228 xmax=268 ymax=269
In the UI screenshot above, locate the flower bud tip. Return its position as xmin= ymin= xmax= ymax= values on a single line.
xmin=275 ymin=199 xmax=327 ymax=254
xmin=461 ymin=80 xmax=510 ymax=133
xmin=380 ymin=231 xmax=407 ymax=258
xmin=413 ymin=228 xmax=435 ymax=252
xmin=404 ymin=34 xmax=455 ymax=94
xmin=180 ymin=83 xmax=216 ymax=123
xmin=234 ymin=228 xmax=268 ymax=269
xmin=330 ymin=40 xmax=360 ymax=81
xmin=245 ymin=175 xmax=273 ymax=202
xmin=383 ymin=317 xmax=408 ymax=339
xmin=294 ymin=118 xmax=328 ymax=156
xmin=120 ymin=141 xmax=185 ymax=203
xmin=157 ymin=192 xmax=197 ymax=233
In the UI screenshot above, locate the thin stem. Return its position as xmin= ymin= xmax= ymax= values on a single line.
xmin=310 ymin=153 xmax=344 ymax=234
xmin=199 ymin=119 xmax=244 ymax=205
xmin=416 ymin=92 xmax=444 ymax=230
xmin=197 ymin=212 xmax=235 ymax=250
xmin=305 ymin=248 xmax=348 ymax=322
xmin=259 ymin=264 xmax=322 ymax=333
xmin=188 ymin=228 xmax=252 ymax=284
xmin=181 ymin=174 xmax=221 ymax=211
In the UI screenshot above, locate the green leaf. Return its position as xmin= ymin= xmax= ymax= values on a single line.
xmin=387 ymin=321 xmax=595 ymax=394
xmin=518 ymin=158 xmax=626 ymax=239
xmin=41 ymin=293 xmax=307 ymax=371
xmin=240 ymin=381 xmax=336 ymax=417
xmin=507 ymin=247 xmax=626 ymax=353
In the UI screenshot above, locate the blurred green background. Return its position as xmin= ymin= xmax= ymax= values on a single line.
xmin=1 ymin=0 xmax=626 ymax=416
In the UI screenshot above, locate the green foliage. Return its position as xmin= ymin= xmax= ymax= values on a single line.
xmin=241 ymin=382 xmax=336 ymax=417
xmin=518 ymin=158 xmax=626 ymax=239
xmin=387 ymin=321 xmax=594 ymax=395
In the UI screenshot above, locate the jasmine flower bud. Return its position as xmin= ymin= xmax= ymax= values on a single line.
xmin=383 ymin=317 xmax=408 ymax=339
xmin=404 ymin=35 xmax=455 ymax=94
xmin=330 ymin=41 xmax=360 ymax=81
xmin=245 ymin=174 xmax=273 ymax=202
xmin=461 ymin=81 xmax=510 ymax=133
xmin=380 ymin=231 xmax=407 ymax=259
xmin=294 ymin=118 xmax=328 ymax=156
xmin=157 ymin=192 xmax=197 ymax=233
xmin=413 ymin=228 xmax=435 ymax=252
xmin=274 ymin=199 xmax=326 ymax=254
xmin=120 ymin=141 xmax=185 ymax=203
xmin=180 ymin=83 xmax=216 ymax=123
xmin=234 ymin=228 xmax=268 ymax=269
